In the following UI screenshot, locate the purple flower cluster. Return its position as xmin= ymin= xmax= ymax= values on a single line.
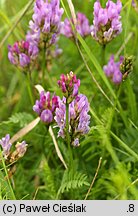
xmin=61 ymin=12 xmax=92 ymax=38
xmin=33 ymin=91 xmax=59 ymax=124
xmin=8 ymin=41 xmax=38 ymax=68
xmin=0 ymin=134 xmax=12 ymax=159
xmin=91 ymin=0 xmax=122 ymax=45
xmin=54 ymin=94 xmax=90 ymax=146
xmin=0 ymin=134 xmax=27 ymax=161
xmin=58 ymin=71 xmax=80 ymax=103
xmin=26 ymin=0 xmax=64 ymax=47
xmin=8 ymin=1 xmax=64 ymax=69
xmin=103 ymin=55 xmax=124 ymax=84
xmin=32 ymin=71 xmax=90 ymax=146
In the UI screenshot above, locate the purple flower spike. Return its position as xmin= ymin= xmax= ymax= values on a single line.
xmin=58 ymin=72 xmax=80 ymax=103
xmin=54 ymin=94 xmax=90 ymax=146
xmin=8 ymin=40 xmax=38 ymax=69
xmin=0 ymin=134 xmax=12 ymax=159
xmin=61 ymin=12 xmax=92 ymax=38
xmin=33 ymin=91 xmax=59 ymax=124
xmin=26 ymin=0 xmax=64 ymax=47
xmin=91 ymin=0 xmax=122 ymax=45
xmin=103 ymin=55 xmax=124 ymax=84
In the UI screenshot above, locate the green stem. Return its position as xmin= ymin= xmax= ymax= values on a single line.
xmin=66 ymin=102 xmax=70 ymax=144
xmin=0 ymin=152 xmax=16 ymax=200
xmin=66 ymin=102 xmax=73 ymax=168
xmin=42 ymin=41 xmax=53 ymax=88
xmin=110 ymin=132 xmax=138 ymax=160
xmin=42 ymin=41 xmax=46 ymax=86
xmin=107 ymin=85 xmax=122 ymax=132
xmin=46 ymin=68 xmax=54 ymax=88
xmin=101 ymin=44 xmax=106 ymax=66
xmin=26 ymin=72 xmax=34 ymax=106
xmin=42 ymin=126 xmax=48 ymax=159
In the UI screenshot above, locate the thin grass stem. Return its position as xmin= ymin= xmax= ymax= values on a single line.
xmin=0 ymin=151 xmax=16 ymax=200
xmin=26 ymin=72 xmax=34 ymax=106
xmin=84 ymin=157 xmax=102 ymax=200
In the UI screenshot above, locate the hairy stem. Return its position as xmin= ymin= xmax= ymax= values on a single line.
xmin=66 ymin=102 xmax=70 ymax=145
xmin=66 ymin=102 xmax=73 ymax=168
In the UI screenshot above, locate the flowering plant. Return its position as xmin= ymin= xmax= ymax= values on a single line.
xmin=91 ymin=0 xmax=122 ymax=45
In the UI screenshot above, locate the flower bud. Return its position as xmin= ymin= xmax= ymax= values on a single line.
xmin=120 ymin=56 xmax=134 ymax=80
xmin=58 ymin=72 xmax=80 ymax=103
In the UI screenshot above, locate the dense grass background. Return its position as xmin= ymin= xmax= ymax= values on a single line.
xmin=0 ymin=0 xmax=138 ymax=200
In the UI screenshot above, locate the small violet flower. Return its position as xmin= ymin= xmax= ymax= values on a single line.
xmin=0 ymin=134 xmax=12 ymax=159
xmin=58 ymin=71 xmax=80 ymax=103
xmin=15 ymin=141 xmax=28 ymax=158
xmin=103 ymin=55 xmax=124 ymax=84
xmin=54 ymin=94 xmax=90 ymax=147
xmin=132 ymin=0 xmax=136 ymax=7
xmin=10 ymin=141 xmax=28 ymax=162
xmin=91 ymin=0 xmax=122 ymax=45
xmin=0 ymin=135 xmax=28 ymax=162
xmin=61 ymin=12 xmax=92 ymax=38
xmin=33 ymin=91 xmax=59 ymax=124
xmin=8 ymin=41 xmax=38 ymax=69
xmin=132 ymin=0 xmax=138 ymax=13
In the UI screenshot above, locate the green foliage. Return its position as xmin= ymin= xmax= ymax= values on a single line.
xmin=42 ymin=159 xmax=57 ymax=199
xmin=90 ymin=164 xmax=138 ymax=200
xmin=0 ymin=170 xmax=12 ymax=200
xmin=0 ymin=112 xmax=33 ymax=128
xmin=57 ymin=169 xmax=89 ymax=198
